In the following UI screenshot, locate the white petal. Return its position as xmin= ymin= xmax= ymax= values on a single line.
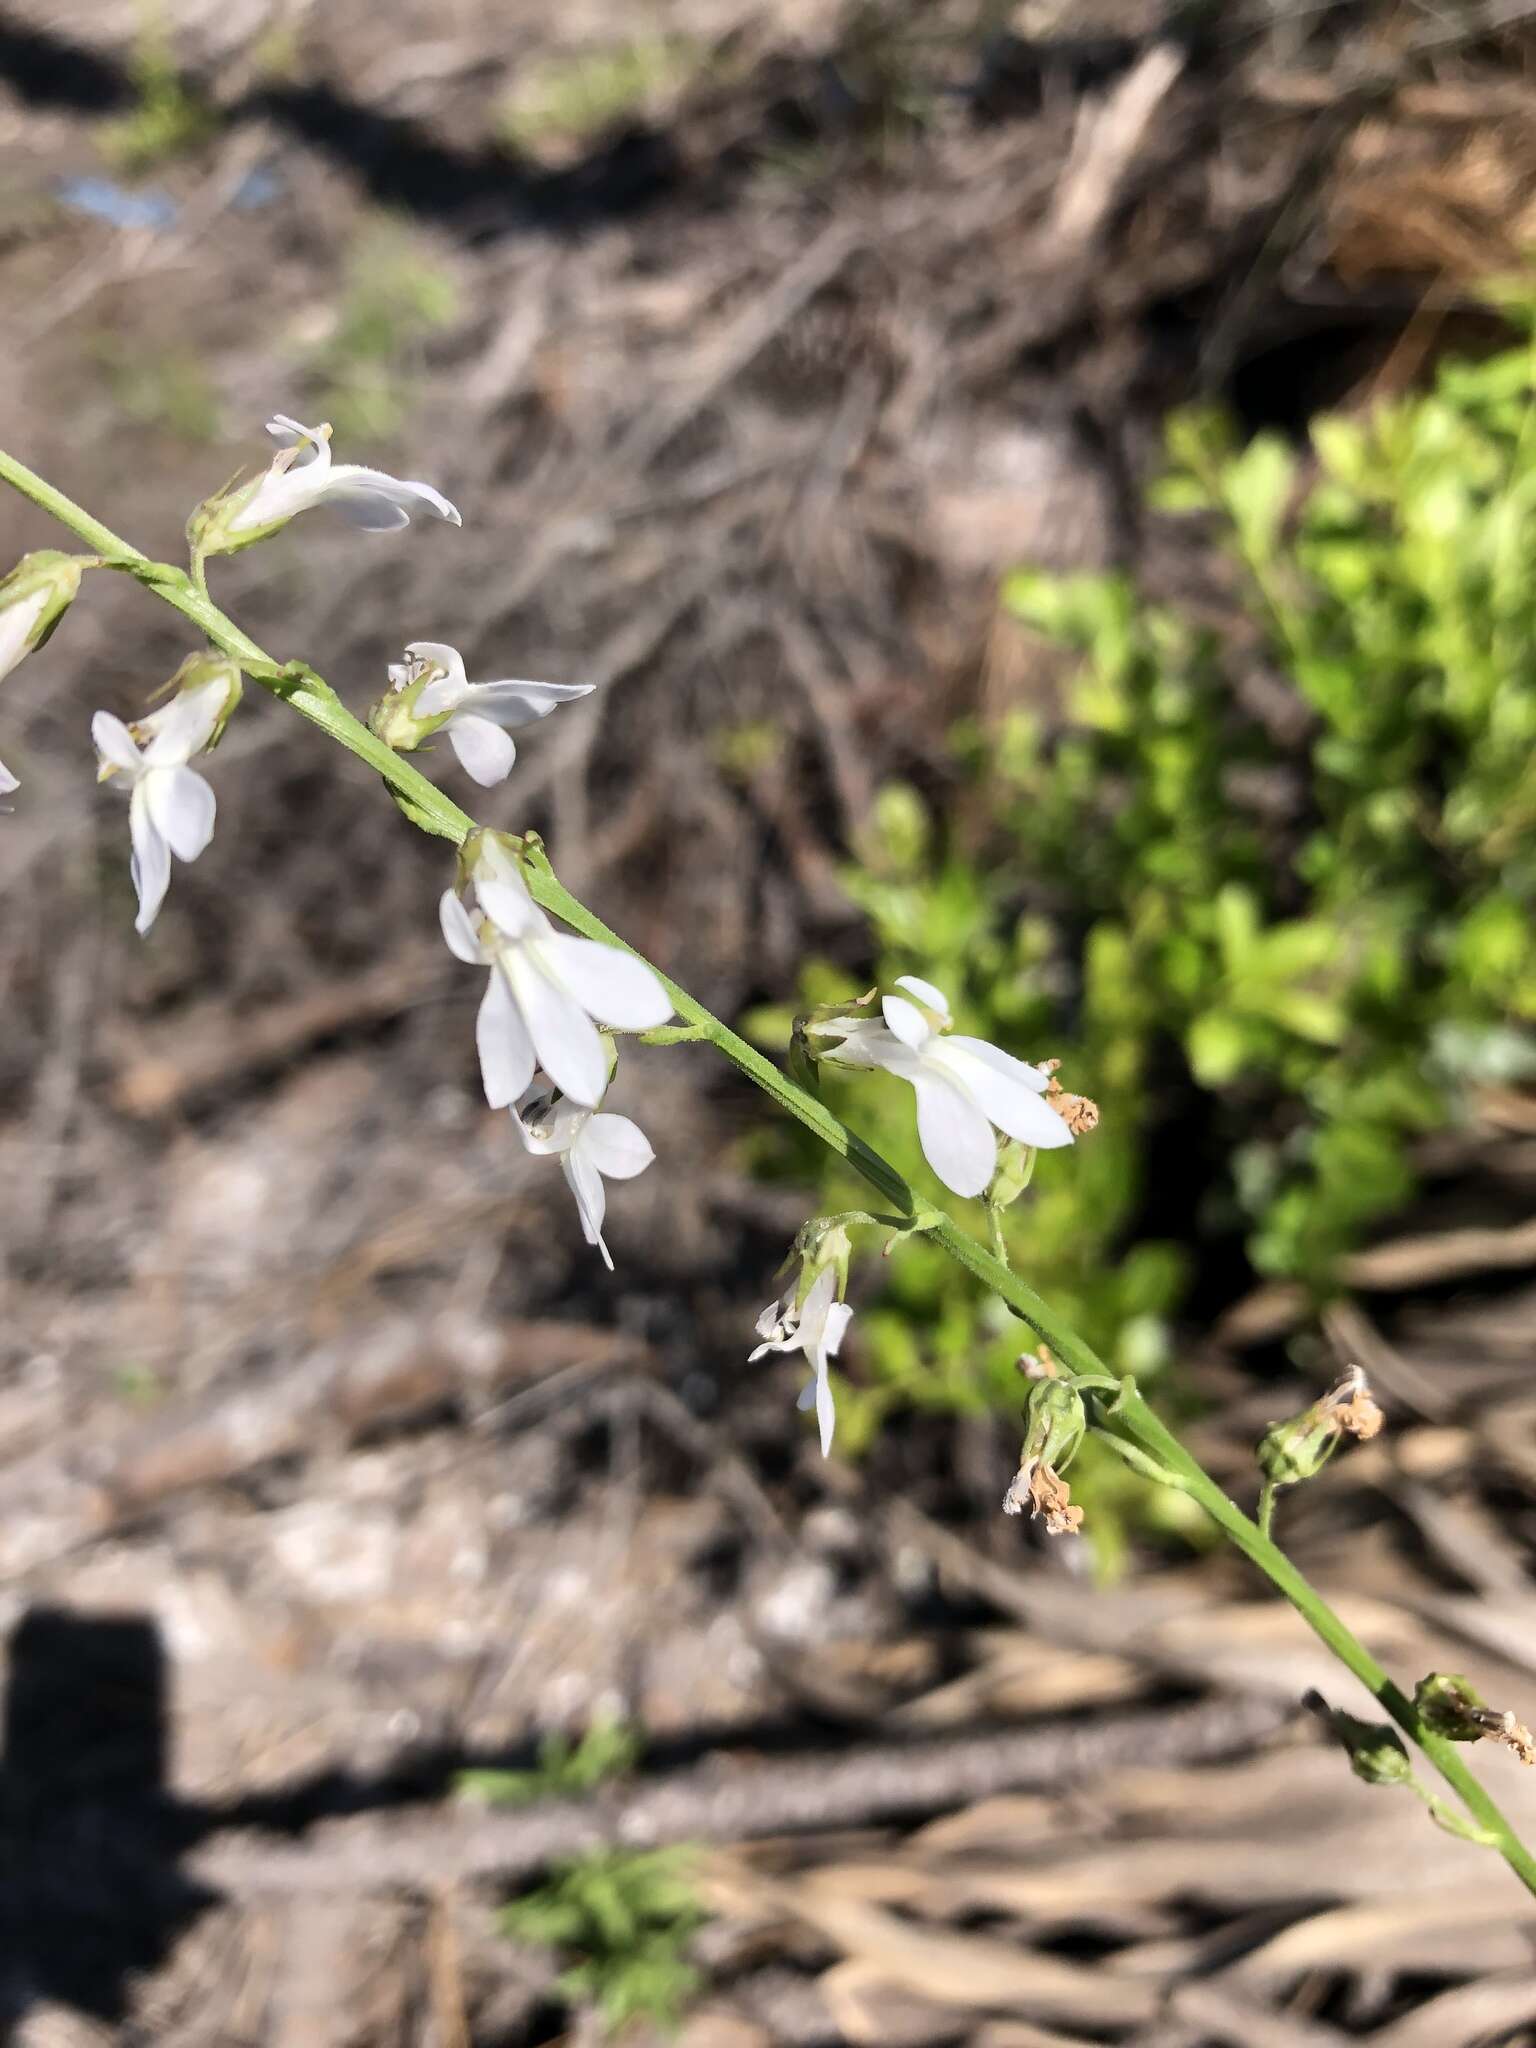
xmin=142 ymin=681 xmax=225 ymax=766
xmin=265 ymin=414 xmax=326 ymax=456
xmin=477 ymin=967 xmax=536 ymax=1108
xmin=230 ymin=466 xmax=320 ymax=530
xmin=882 ymin=994 xmax=931 ymax=1050
xmin=928 ymin=1041 xmax=1072 ymax=1150
xmin=535 ymin=934 xmax=673 ymax=1031
xmin=506 ymin=949 xmax=610 ymax=1107
xmin=821 ymin=1301 xmax=854 ymax=1360
xmin=0 ymin=590 xmax=46 ymax=681
xmin=440 ymin=889 xmax=485 ymax=964
xmin=447 ymin=714 xmax=517 ymax=786
xmin=145 ymin=766 xmax=216 ymax=862
xmin=92 ymin=711 xmax=143 ymax=775
xmin=464 ymin=679 xmax=596 ymax=729
xmin=474 ymin=872 xmax=544 ymax=942
xmin=942 ymin=1036 xmax=1051 ymax=1092
xmin=128 ymin=782 xmax=171 ymax=935
xmin=895 ymin=974 xmax=952 ymax=1022
xmin=321 ymin=465 xmax=461 ymax=529
xmin=579 ymin=1113 xmax=653 ymax=1180
xmin=813 ymin=1364 xmax=836 ymax=1457
xmin=795 ymin=1267 xmax=838 ymax=1349
xmin=562 ymin=1151 xmax=612 ymax=1268
xmin=910 ymin=1071 xmax=998 ymax=1197
xmin=0 ymin=755 xmax=18 ymax=794
xmin=403 ymin=642 xmax=467 ymax=702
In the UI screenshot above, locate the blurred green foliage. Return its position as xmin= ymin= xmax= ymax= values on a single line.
xmin=455 ymin=1716 xmax=642 ymax=1808
xmin=308 ymin=224 xmax=459 ymax=440
xmin=496 ymin=37 xmax=707 ymax=157
xmin=749 ymin=316 xmax=1536 ymax=1526
xmin=100 ymin=21 xmax=216 ymax=174
xmin=498 ymin=1848 xmax=704 ymax=2034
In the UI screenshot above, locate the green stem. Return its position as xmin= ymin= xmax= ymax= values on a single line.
xmin=6 ymin=441 xmax=1536 ymax=1902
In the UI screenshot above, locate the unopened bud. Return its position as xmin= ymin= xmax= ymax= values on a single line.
xmin=1416 ymin=1673 xmax=1536 ymax=1766
xmin=988 ymin=1137 xmax=1037 ymax=1211
xmin=0 ymin=550 xmax=88 ymax=682
xmin=1307 ymin=1693 xmax=1415 ymax=1786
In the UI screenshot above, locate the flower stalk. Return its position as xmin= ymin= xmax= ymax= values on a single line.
xmin=4 ymin=439 xmax=1536 ymax=1901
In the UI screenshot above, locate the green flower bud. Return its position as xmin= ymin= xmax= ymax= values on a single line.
xmin=987 ymin=1136 xmax=1038 ymax=1211
xmin=1333 ymin=1711 xmax=1415 ymax=1788
xmin=0 ymin=550 xmax=88 ymax=681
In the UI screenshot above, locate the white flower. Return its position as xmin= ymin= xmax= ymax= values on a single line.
xmin=228 ymin=416 xmax=462 ymax=535
xmin=440 ymin=840 xmax=672 ymax=1109
xmin=389 ymin=641 xmax=594 ymax=787
xmin=0 ymin=755 xmax=17 ymax=797
xmin=512 ymin=1080 xmax=655 ymax=1270
xmin=0 ymin=586 xmax=46 ymax=684
xmin=823 ymin=974 xmax=1072 ymax=1199
xmin=91 ymin=681 xmax=223 ymax=934
xmin=749 ymin=1266 xmax=852 ymax=1457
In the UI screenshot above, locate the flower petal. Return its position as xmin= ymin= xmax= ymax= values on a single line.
xmin=92 ymin=710 xmax=143 ymax=775
xmin=145 ymin=765 xmax=216 ymax=862
xmin=0 ymin=589 xmax=46 ymax=681
xmin=142 ymin=681 xmax=225 ymax=766
xmin=474 ymin=869 xmax=545 ymax=942
xmin=465 ymin=679 xmax=596 ymax=729
xmin=821 ymin=1301 xmax=854 ymax=1360
xmin=910 ymin=1070 xmax=997 ymax=1197
xmin=477 ymin=966 xmax=536 ymax=1108
xmin=439 ymin=889 xmax=485 ymax=964
xmin=535 ymin=934 xmax=673 ymax=1031
xmin=0 ymin=754 xmax=18 ymax=794
xmin=404 ymin=642 xmax=467 ymax=707
xmin=894 ymin=974 xmax=952 ymax=1022
xmin=447 ymin=714 xmax=517 ymax=786
xmin=265 ymin=415 xmax=326 ymax=458
xmin=881 ymin=994 xmax=931 ymax=1050
xmin=128 ymin=781 xmax=171 ymax=935
xmin=322 ymin=466 xmax=462 ymax=529
xmin=562 ymin=1150 xmax=612 ymax=1268
xmin=579 ymin=1113 xmax=654 ymax=1180
xmin=942 ymin=1036 xmax=1051 ymax=1092
xmin=506 ymin=948 xmax=610 ymax=1107
xmin=928 ymin=1041 xmax=1072 ymax=1150
xmin=813 ymin=1363 xmax=837 ymax=1457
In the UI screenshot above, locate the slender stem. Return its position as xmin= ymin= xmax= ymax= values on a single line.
xmin=1258 ymin=1479 xmax=1278 ymax=1539
xmin=6 ymin=442 xmax=1536 ymax=1900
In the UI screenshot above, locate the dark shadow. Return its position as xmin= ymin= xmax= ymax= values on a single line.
xmin=0 ymin=1608 xmax=215 ymax=2029
xmin=0 ymin=15 xmax=131 ymax=113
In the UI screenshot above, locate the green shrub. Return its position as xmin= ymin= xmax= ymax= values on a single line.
xmin=748 ymin=309 xmax=1536 ymax=1531
xmin=498 ymin=1848 xmax=704 ymax=2034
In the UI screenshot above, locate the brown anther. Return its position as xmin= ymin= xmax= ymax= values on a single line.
xmin=1043 ymin=1062 xmax=1100 ymax=1137
xmin=1002 ymin=1457 xmax=1084 ymax=1535
xmin=1320 ymin=1364 xmax=1384 ymax=1442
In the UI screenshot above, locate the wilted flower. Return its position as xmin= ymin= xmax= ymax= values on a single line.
xmin=373 ymin=640 xmax=594 ymax=786
xmin=440 ymin=837 xmax=672 ymax=1109
xmin=749 ymin=1265 xmax=852 ymax=1458
xmin=1258 ymin=1363 xmax=1384 ymax=1495
xmin=192 ymin=416 xmax=461 ymax=556
xmin=1003 ymin=1373 xmax=1087 ymax=1534
xmin=513 ymin=1078 xmax=655 ymax=1270
xmin=92 ymin=677 xmax=226 ymax=934
xmin=1415 ymin=1673 xmax=1536 ymax=1767
xmin=817 ymin=974 xmax=1073 ymax=1198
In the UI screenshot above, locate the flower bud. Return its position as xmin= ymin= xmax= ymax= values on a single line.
xmin=987 ymin=1137 xmax=1038 ymax=1211
xmin=0 ymin=550 xmax=88 ymax=682
xmin=1003 ymin=1374 xmax=1087 ymax=1533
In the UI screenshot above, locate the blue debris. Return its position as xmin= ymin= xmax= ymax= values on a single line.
xmin=230 ymin=164 xmax=282 ymax=212
xmin=54 ymin=176 xmax=179 ymax=232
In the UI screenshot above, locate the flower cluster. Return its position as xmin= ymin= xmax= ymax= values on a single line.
xmin=0 ymin=416 xmax=1088 ymax=1466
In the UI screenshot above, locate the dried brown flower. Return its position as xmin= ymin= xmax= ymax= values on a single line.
xmin=1041 ymin=1058 xmax=1100 ymax=1137
xmin=1320 ymin=1363 xmax=1384 ymax=1442
xmin=1002 ymin=1456 xmax=1084 ymax=1535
